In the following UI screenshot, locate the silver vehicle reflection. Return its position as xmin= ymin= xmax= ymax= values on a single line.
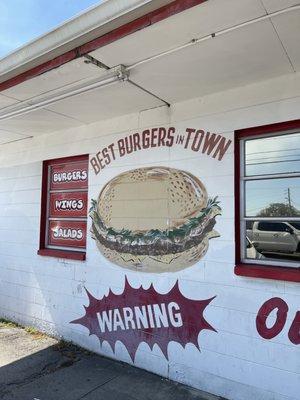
xmin=246 ymin=236 xmax=264 ymax=259
xmin=247 ymin=221 xmax=300 ymax=254
xmin=246 ymin=221 xmax=300 ymax=260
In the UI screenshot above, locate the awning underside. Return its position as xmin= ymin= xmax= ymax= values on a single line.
xmin=0 ymin=0 xmax=299 ymax=145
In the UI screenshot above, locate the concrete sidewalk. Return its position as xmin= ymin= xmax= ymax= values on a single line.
xmin=0 ymin=324 xmax=221 ymax=400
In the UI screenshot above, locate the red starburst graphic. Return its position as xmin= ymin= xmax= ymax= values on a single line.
xmin=70 ymin=278 xmax=216 ymax=360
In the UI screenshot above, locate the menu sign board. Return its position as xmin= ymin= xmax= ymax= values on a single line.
xmin=49 ymin=192 xmax=88 ymax=218
xmin=50 ymin=160 xmax=88 ymax=190
xmin=48 ymin=220 xmax=87 ymax=248
xmin=46 ymin=156 xmax=88 ymax=251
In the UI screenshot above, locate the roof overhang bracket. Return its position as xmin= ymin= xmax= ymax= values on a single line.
xmin=83 ymin=54 xmax=110 ymax=70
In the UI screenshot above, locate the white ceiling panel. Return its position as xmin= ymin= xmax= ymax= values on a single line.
xmin=46 ymin=81 xmax=164 ymax=123
xmin=0 ymin=94 xmax=19 ymax=109
xmin=0 ymin=109 xmax=83 ymax=136
xmin=90 ymin=0 xmax=266 ymax=68
xmin=261 ymin=0 xmax=300 ymax=13
xmin=271 ymin=9 xmax=300 ymax=71
xmin=128 ymin=19 xmax=293 ymax=103
xmin=0 ymin=131 xmax=29 ymax=145
xmin=1 ymin=58 xmax=104 ymax=102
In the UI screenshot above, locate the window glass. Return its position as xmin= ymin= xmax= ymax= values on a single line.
xmin=245 ymin=177 xmax=300 ymax=217
xmin=246 ymin=220 xmax=254 ymax=230
xmin=290 ymin=222 xmax=300 ymax=230
xmin=241 ymin=130 xmax=300 ymax=268
xmin=47 ymin=159 xmax=88 ymax=251
xmin=244 ymin=220 xmax=300 ymax=263
xmin=39 ymin=156 xmax=89 ymax=256
xmin=257 ymin=222 xmax=290 ymax=232
xmin=245 ymin=132 xmax=300 ymax=176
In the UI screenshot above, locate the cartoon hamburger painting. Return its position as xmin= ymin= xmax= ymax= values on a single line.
xmin=89 ymin=167 xmax=221 ymax=272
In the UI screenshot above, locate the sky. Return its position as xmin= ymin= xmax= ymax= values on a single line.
xmin=245 ymin=133 xmax=300 ymax=216
xmin=0 ymin=0 xmax=101 ymax=58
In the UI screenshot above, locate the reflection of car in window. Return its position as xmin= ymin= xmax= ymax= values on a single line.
xmin=247 ymin=221 xmax=300 ymax=254
xmin=246 ymin=236 xmax=264 ymax=259
xmin=290 ymin=222 xmax=300 ymax=231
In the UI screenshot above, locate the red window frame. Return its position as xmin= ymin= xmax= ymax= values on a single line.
xmin=38 ymin=154 xmax=88 ymax=261
xmin=234 ymin=119 xmax=300 ymax=283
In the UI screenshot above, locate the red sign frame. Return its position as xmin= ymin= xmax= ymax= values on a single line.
xmin=48 ymin=220 xmax=87 ymax=248
xmin=50 ymin=160 xmax=88 ymax=190
xmin=49 ymin=192 xmax=88 ymax=218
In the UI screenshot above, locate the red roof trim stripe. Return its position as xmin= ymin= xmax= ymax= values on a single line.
xmin=0 ymin=0 xmax=206 ymax=93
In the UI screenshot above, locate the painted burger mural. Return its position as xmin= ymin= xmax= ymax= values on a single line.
xmin=72 ymin=127 xmax=233 ymax=364
xmin=89 ymin=166 xmax=221 ymax=272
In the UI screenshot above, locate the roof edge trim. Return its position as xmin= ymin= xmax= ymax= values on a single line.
xmin=0 ymin=0 xmax=207 ymax=92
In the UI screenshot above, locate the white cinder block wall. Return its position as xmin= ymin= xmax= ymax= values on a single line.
xmin=1 ymin=72 xmax=300 ymax=400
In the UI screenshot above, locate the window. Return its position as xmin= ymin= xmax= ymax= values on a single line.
xmin=257 ymin=222 xmax=290 ymax=232
xmin=38 ymin=155 xmax=88 ymax=260
xmin=290 ymin=222 xmax=300 ymax=230
xmin=235 ymin=120 xmax=300 ymax=283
